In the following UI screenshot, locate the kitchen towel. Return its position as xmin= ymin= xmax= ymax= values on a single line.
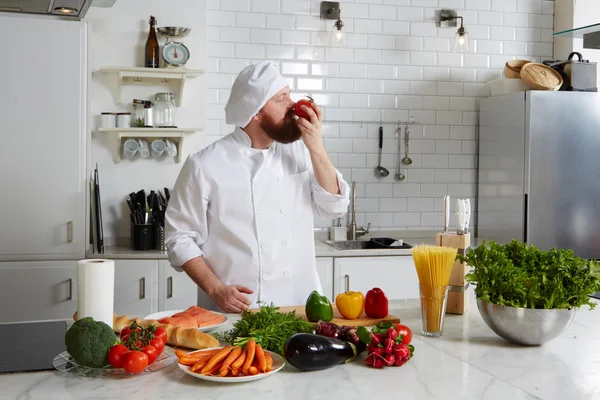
xmin=77 ymin=259 xmax=114 ymax=327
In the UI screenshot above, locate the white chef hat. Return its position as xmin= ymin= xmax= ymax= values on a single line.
xmin=225 ymin=61 xmax=289 ymax=128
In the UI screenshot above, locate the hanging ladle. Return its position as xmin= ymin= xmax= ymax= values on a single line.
xmin=394 ymin=125 xmax=405 ymax=181
xmin=375 ymin=126 xmax=390 ymax=177
xmin=402 ymin=122 xmax=413 ymax=165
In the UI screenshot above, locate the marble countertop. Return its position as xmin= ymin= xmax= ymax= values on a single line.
xmin=3 ymin=293 xmax=599 ymax=400
xmin=88 ymin=230 xmax=482 ymax=259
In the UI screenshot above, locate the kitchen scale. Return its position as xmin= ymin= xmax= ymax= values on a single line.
xmin=157 ymin=27 xmax=191 ymax=68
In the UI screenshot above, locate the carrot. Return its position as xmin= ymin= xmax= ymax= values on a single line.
xmin=202 ymin=361 xmax=224 ymax=376
xmin=230 ymin=368 xmax=240 ymax=377
xmin=241 ymin=340 xmax=256 ymax=374
xmin=200 ymin=346 xmax=232 ymax=374
xmin=190 ymin=358 xmax=210 ymax=373
xmin=218 ymin=346 xmax=242 ymax=377
xmin=265 ymin=351 xmax=273 ymax=372
xmin=177 ymin=349 xmax=219 ymax=365
xmin=231 ymin=349 xmax=246 ymax=370
xmin=255 ymin=344 xmax=267 ymax=373
xmin=248 ymin=366 xmax=258 ymax=375
xmin=175 ymin=350 xmax=189 ymax=358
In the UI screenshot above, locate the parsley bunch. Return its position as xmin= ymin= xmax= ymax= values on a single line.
xmin=213 ymin=302 xmax=314 ymax=356
xmin=460 ymin=240 xmax=600 ymax=309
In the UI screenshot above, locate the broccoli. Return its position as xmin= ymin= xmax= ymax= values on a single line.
xmin=65 ymin=317 xmax=116 ymax=368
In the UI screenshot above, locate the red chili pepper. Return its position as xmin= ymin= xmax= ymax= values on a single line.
xmin=364 ymin=288 xmax=389 ymax=318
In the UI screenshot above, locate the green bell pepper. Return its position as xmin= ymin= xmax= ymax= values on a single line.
xmin=305 ymin=291 xmax=334 ymax=322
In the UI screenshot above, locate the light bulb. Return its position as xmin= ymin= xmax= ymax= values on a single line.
xmin=336 ymin=30 xmax=343 ymax=41
xmin=458 ymin=36 xmax=465 ymax=45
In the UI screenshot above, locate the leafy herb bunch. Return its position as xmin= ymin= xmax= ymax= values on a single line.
xmin=460 ymin=240 xmax=600 ymax=310
xmin=213 ymin=302 xmax=314 ymax=356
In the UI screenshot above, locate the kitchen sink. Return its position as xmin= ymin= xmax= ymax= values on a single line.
xmin=324 ymin=238 xmax=412 ymax=251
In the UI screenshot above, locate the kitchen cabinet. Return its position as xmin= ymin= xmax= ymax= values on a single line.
xmin=0 ymin=261 xmax=77 ymax=323
xmin=114 ymin=260 xmax=158 ymax=318
xmin=0 ymin=16 xmax=87 ymax=261
xmin=158 ymin=260 xmax=198 ymax=311
xmin=333 ymin=256 xmax=419 ymax=300
xmin=316 ymin=257 xmax=334 ymax=302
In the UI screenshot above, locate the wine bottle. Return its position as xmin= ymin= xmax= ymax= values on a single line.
xmin=145 ymin=16 xmax=160 ymax=68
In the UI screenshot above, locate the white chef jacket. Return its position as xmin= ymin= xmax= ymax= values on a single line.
xmin=165 ymin=127 xmax=350 ymax=310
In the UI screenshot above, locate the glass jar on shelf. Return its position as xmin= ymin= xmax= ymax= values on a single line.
xmin=153 ymin=92 xmax=176 ymax=127
xmin=132 ymin=99 xmax=146 ymax=127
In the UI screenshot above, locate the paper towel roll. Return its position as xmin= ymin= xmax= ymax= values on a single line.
xmin=77 ymin=259 xmax=115 ymax=327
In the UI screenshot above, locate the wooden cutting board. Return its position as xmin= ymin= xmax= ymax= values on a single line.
xmin=253 ymin=305 xmax=400 ymax=327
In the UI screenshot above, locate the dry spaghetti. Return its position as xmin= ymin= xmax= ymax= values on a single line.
xmin=411 ymin=244 xmax=458 ymax=334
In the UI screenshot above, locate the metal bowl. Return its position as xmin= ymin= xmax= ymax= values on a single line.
xmin=157 ymin=27 xmax=191 ymax=37
xmin=477 ymin=299 xmax=576 ymax=346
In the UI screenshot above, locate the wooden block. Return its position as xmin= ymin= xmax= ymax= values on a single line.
xmin=436 ymin=232 xmax=471 ymax=315
xmin=436 ymin=232 xmax=470 ymax=249
xmin=446 ymin=289 xmax=469 ymax=315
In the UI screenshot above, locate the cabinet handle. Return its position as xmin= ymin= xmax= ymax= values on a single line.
xmin=67 ymin=221 xmax=73 ymax=243
xmin=167 ymin=277 xmax=173 ymax=299
xmin=67 ymin=278 xmax=73 ymax=301
xmin=345 ymin=274 xmax=350 ymax=292
xmin=140 ymin=277 xmax=146 ymax=299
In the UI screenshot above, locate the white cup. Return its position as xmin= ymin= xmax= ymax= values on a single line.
xmin=164 ymin=138 xmax=177 ymax=158
xmin=137 ymin=139 xmax=150 ymax=158
xmin=123 ymin=139 xmax=139 ymax=159
xmin=151 ymin=139 xmax=166 ymax=157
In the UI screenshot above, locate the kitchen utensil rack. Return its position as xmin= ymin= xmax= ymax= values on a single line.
xmin=99 ymin=66 xmax=204 ymax=107
xmin=98 ymin=127 xmax=202 ymax=163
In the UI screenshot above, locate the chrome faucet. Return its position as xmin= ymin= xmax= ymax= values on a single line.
xmin=348 ymin=181 xmax=371 ymax=240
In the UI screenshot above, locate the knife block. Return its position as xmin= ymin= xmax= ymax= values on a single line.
xmin=436 ymin=232 xmax=471 ymax=315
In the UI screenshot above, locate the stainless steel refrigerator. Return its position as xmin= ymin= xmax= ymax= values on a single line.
xmin=478 ymin=91 xmax=600 ymax=260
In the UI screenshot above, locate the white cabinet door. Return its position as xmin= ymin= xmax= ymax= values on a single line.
xmin=158 ymin=260 xmax=198 ymax=311
xmin=315 ymin=257 xmax=334 ymax=302
xmin=0 ymin=261 xmax=77 ymax=323
xmin=0 ymin=17 xmax=87 ymax=259
xmin=333 ymin=256 xmax=419 ymax=300
xmin=114 ymin=260 xmax=158 ymax=318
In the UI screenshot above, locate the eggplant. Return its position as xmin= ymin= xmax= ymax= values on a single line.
xmin=284 ymin=333 xmax=357 ymax=371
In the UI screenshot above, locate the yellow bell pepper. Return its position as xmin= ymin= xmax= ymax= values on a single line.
xmin=335 ymin=291 xmax=365 ymax=320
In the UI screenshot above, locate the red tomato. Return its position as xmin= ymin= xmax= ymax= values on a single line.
xmin=154 ymin=327 xmax=167 ymax=345
xmin=120 ymin=326 xmax=141 ymax=341
xmin=141 ymin=345 xmax=158 ymax=364
xmin=150 ymin=337 xmax=164 ymax=354
xmin=107 ymin=344 xmax=129 ymax=368
xmin=121 ymin=350 xmax=149 ymax=374
xmin=395 ymin=324 xmax=412 ymax=345
xmin=294 ymin=97 xmax=317 ymax=120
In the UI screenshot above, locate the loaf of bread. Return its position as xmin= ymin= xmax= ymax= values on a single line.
xmin=73 ymin=311 xmax=220 ymax=350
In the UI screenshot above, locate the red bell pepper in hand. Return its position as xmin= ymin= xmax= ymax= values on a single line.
xmin=364 ymin=288 xmax=389 ymax=318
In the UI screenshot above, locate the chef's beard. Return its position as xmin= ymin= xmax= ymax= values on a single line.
xmin=260 ymin=108 xmax=303 ymax=144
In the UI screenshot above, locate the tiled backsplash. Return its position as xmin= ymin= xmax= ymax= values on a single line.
xmin=204 ymin=0 xmax=554 ymax=231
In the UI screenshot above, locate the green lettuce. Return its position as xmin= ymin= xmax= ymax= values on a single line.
xmin=460 ymin=240 xmax=600 ymax=309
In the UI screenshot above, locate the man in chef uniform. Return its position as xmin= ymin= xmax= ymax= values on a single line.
xmin=165 ymin=61 xmax=350 ymax=313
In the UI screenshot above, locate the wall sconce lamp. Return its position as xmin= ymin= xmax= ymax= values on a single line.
xmin=320 ymin=1 xmax=345 ymax=47
xmin=437 ymin=9 xmax=469 ymax=52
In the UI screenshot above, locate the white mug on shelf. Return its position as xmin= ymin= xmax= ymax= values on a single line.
xmin=164 ymin=138 xmax=177 ymax=158
xmin=122 ymin=139 xmax=139 ymax=159
xmin=137 ymin=139 xmax=150 ymax=158
xmin=151 ymin=139 xmax=166 ymax=157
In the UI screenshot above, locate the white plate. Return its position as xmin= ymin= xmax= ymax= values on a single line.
xmin=144 ymin=309 xmax=229 ymax=333
xmin=178 ymin=347 xmax=285 ymax=383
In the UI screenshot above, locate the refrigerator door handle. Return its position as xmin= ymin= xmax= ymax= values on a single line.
xmin=523 ymin=193 xmax=528 ymax=243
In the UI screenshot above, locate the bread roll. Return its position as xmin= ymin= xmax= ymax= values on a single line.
xmin=73 ymin=311 xmax=220 ymax=350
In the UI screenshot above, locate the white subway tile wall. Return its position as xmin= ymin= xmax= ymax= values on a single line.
xmin=206 ymin=0 xmax=554 ymax=231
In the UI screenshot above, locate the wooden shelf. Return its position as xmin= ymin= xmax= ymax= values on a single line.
xmin=98 ymin=127 xmax=202 ymax=163
xmin=99 ymin=66 xmax=204 ymax=107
